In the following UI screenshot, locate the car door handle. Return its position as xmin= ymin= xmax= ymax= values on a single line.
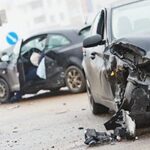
xmin=90 ymin=52 xmax=96 ymax=59
xmin=90 ymin=52 xmax=103 ymax=60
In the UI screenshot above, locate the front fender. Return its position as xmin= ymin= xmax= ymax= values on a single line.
xmin=67 ymin=56 xmax=83 ymax=69
xmin=0 ymin=62 xmax=20 ymax=92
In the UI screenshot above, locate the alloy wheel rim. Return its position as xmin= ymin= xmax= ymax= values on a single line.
xmin=0 ymin=83 xmax=6 ymax=98
xmin=67 ymin=69 xmax=82 ymax=90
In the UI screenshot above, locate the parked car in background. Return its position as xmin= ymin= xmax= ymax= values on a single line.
xmin=82 ymin=0 xmax=150 ymax=127
xmin=0 ymin=27 xmax=91 ymax=103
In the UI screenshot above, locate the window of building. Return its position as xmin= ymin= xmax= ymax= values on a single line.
xmin=34 ymin=15 xmax=46 ymax=24
xmin=30 ymin=0 xmax=43 ymax=9
xmin=0 ymin=10 xmax=7 ymax=26
xmin=59 ymin=12 xmax=65 ymax=20
xmin=49 ymin=15 xmax=55 ymax=23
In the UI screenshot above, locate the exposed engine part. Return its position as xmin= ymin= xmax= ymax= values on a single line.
xmin=84 ymin=129 xmax=113 ymax=146
xmin=84 ymin=110 xmax=136 ymax=146
xmin=104 ymin=109 xmax=136 ymax=139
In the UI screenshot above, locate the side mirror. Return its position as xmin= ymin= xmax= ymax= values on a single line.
xmin=1 ymin=54 xmax=10 ymax=62
xmin=83 ymin=34 xmax=103 ymax=48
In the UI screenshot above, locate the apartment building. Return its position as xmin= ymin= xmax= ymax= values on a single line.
xmin=0 ymin=0 xmax=118 ymax=49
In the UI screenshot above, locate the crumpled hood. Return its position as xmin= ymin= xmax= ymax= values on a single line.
xmin=111 ymin=34 xmax=150 ymax=57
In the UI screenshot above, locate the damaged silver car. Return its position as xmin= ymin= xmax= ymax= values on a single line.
xmin=83 ymin=0 xmax=150 ymax=128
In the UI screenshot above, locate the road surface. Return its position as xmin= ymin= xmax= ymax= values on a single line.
xmin=0 ymin=90 xmax=150 ymax=150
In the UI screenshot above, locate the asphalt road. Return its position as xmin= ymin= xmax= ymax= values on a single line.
xmin=0 ymin=90 xmax=150 ymax=150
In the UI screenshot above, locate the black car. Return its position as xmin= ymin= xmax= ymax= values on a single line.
xmin=0 ymin=28 xmax=90 ymax=103
xmin=83 ymin=0 xmax=150 ymax=127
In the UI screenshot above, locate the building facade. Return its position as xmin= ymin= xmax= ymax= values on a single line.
xmin=0 ymin=0 xmax=119 ymax=49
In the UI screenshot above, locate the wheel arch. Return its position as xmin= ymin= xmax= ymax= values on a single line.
xmin=66 ymin=56 xmax=85 ymax=76
xmin=0 ymin=74 xmax=11 ymax=91
xmin=0 ymin=75 xmax=11 ymax=103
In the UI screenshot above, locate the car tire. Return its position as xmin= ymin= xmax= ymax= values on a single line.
xmin=65 ymin=66 xmax=86 ymax=93
xmin=0 ymin=78 xmax=10 ymax=103
xmin=86 ymin=79 xmax=108 ymax=115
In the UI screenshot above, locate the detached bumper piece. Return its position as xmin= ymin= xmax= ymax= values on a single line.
xmin=84 ymin=129 xmax=113 ymax=146
xmin=84 ymin=110 xmax=136 ymax=146
xmin=104 ymin=109 xmax=136 ymax=139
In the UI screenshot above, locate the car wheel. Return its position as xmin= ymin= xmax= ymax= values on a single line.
xmin=86 ymin=79 xmax=108 ymax=115
xmin=65 ymin=66 xmax=86 ymax=93
xmin=0 ymin=78 xmax=10 ymax=103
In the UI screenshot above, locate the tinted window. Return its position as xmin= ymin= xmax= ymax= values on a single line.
xmin=47 ymin=34 xmax=71 ymax=49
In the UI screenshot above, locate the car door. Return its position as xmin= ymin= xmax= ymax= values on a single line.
xmin=7 ymin=40 xmax=23 ymax=92
xmin=18 ymin=34 xmax=48 ymax=86
xmin=83 ymin=10 xmax=115 ymax=110
xmin=44 ymin=33 xmax=71 ymax=79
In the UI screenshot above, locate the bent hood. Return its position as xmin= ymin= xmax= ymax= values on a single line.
xmin=111 ymin=34 xmax=150 ymax=57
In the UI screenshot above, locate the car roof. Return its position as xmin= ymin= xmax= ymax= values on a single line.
xmin=24 ymin=28 xmax=80 ymax=41
xmin=107 ymin=0 xmax=142 ymax=9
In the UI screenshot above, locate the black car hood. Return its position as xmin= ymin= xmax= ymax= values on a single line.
xmin=111 ymin=35 xmax=150 ymax=57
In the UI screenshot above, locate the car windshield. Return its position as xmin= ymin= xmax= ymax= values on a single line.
xmin=112 ymin=0 xmax=150 ymax=39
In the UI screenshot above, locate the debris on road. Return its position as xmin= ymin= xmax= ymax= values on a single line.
xmin=8 ymin=105 xmax=20 ymax=110
xmin=84 ymin=129 xmax=113 ymax=146
xmin=12 ymin=130 xmax=18 ymax=133
xmin=74 ymin=115 xmax=78 ymax=118
xmin=78 ymin=127 xmax=84 ymax=130
xmin=63 ymin=103 xmax=66 ymax=106
xmin=55 ymin=110 xmax=68 ymax=115
xmin=51 ymin=146 xmax=55 ymax=148
xmin=84 ymin=109 xmax=136 ymax=146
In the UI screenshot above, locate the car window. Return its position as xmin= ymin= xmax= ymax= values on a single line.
xmin=112 ymin=0 xmax=150 ymax=39
xmin=21 ymin=35 xmax=47 ymax=55
xmin=90 ymin=13 xmax=100 ymax=35
xmin=90 ymin=10 xmax=104 ymax=38
xmin=47 ymin=34 xmax=71 ymax=50
xmin=79 ymin=26 xmax=91 ymax=38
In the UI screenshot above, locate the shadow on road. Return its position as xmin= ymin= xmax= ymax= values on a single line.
xmin=20 ymin=89 xmax=84 ymax=103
